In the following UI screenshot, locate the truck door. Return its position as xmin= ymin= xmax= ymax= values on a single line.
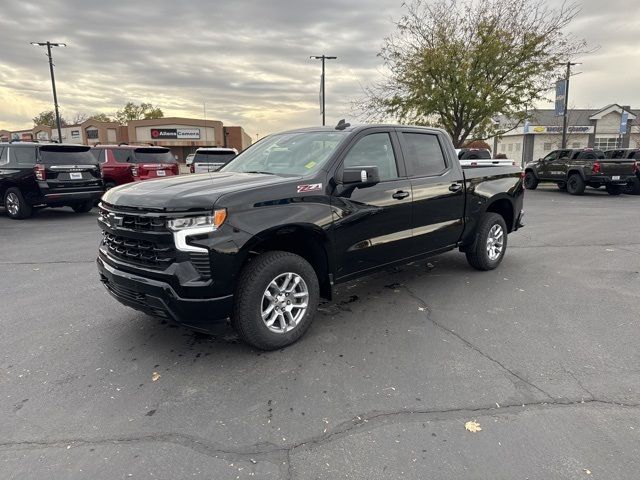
xmin=547 ymin=149 xmax=571 ymax=180
xmin=398 ymin=130 xmax=465 ymax=254
xmin=330 ymin=130 xmax=413 ymax=280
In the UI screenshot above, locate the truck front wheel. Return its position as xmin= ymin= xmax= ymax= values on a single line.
xmin=523 ymin=171 xmax=538 ymax=190
xmin=465 ymin=213 xmax=508 ymax=271
xmin=232 ymin=251 xmax=320 ymax=350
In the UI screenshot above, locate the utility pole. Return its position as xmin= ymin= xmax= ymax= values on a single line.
xmin=310 ymin=55 xmax=337 ymax=126
xmin=560 ymin=61 xmax=580 ymax=149
xmin=31 ymin=42 xmax=66 ymax=142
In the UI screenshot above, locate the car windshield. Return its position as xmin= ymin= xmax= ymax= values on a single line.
xmin=221 ymin=131 xmax=348 ymax=176
xmin=39 ymin=146 xmax=97 ymax=165
xmin=194 ymin=151 xmax=236 ymax=164
xmin=131 ymin=148 xmax=176 ymax=164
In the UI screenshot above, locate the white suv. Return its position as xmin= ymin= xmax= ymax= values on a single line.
xmin=190 ymin=147 xmax=238 ymax=173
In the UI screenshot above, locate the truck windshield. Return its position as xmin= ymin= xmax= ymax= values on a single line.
xmin=132 ymin=148 xmax=176 ymax=164
xmin=221 ymin=131 xmax=348 ymax=176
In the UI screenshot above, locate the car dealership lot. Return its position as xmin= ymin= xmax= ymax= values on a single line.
xmin=1 ymin=187 xmax=639 ymax=479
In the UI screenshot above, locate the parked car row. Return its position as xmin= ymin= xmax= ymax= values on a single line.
xmin=0 ymin=142 xmax=243 ymax=219
xmin=524 ymin=148 xmax=638 ymax=195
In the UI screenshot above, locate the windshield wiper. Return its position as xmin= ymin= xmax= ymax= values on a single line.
xmin=242 ymin=170 xmax=277 ymax=175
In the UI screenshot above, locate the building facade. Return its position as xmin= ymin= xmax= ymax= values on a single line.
xmin=491 ymin=104 xmax=639 ymax=165
xmin=2 ymin=117 xmax=252 ymax=162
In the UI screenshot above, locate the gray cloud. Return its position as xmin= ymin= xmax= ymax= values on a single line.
xmin=0 ymin=0 xmax=639 ymax=135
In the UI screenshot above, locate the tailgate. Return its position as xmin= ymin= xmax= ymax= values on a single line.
xmin=600 ymin=160 xmax=636 ymax=176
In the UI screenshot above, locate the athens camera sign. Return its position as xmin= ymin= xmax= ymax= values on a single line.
xmin=150 ymin=128 xmax=200 ymax=140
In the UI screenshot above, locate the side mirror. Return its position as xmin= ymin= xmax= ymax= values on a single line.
xmin=337 ymin=166 xmax=380 ymax=186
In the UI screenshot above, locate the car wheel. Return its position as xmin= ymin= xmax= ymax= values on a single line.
xmin=605 ymin=185 xmax=623 ymax=196
xmin=104 ymin=181 xmax=116 ymax=191
xmin=523 ymin=171 xmax=538 ymax=190
xmin=557 ymin=182 xmax=567 ymax=190
xmin=72 ymin=200 xmax=94 ymax=213
xmin=465 ymin=212 xmax=508 ymax=271
xmin=232 ymin=251 xmax=319 ymax=350
xmin=623 ymin=178 xmax=640 ymax=195
xmin=3 ymin=188 xmax=32 ymax=219
xmin=566 ymin=174 xmax=585 ymax=195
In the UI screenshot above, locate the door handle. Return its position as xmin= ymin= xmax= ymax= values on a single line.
xmin=392 ymin=190 xmax=410 ymax=200
xmin=449 ymin=183 xmax=463 ymax=192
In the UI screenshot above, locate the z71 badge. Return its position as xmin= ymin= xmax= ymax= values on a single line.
xmin=297 ymin=183 xmax=322 ymax=193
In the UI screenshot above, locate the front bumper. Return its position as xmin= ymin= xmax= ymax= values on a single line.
xmin=39 ymin=189 xmax=104 ymax=206
xmin=97 ymin=256 xmax=233 ymax=331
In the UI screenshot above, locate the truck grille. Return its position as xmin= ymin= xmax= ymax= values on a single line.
xmin=102 ymin=232 xmax=175 ymax=268
xmin=98 ymin=206 xmax=166 ymax=232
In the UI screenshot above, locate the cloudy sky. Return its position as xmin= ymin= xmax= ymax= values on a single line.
xmin=1 ymin=0 xmax=639 ymax=136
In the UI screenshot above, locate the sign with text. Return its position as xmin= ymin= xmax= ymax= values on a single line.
xmin=554 ymin=79 xmax=567 ymax=117
xmin=150 ymin=128 xmax=201 ymax=140
xmin=529 ymin=125 xmax=594 ymax=134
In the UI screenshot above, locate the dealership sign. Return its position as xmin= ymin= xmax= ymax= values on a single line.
xmin=150 ymin=128 xmax=200 ymax=139
xmin=528 ymin=125 xmax=594 ymax=134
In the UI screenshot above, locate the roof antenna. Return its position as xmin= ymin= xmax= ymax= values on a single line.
xmin=335 ymin=119 xmax=350 ymax=130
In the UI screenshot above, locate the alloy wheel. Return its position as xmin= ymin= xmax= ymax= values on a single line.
xmin=6 ymin=192 xmax=19 ymax=216
xmin=486 ymin=224 xmax=504 ymax=261
xmin=261 ymin=272 xmax=309 ymax=334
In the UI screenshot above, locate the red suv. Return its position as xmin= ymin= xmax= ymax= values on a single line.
xmin=91 ymin=145 xmax=179 ymax=189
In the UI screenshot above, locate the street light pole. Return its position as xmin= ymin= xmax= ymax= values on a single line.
xmin=31 ymin=41 xmax=66 ymax=142
xmin=310 ymin=55 xmax=337 ymax=126
xmin=560 ymin=61 xmax=579 ymax=149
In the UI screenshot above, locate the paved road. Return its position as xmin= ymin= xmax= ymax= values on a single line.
xmin=1 ymin=186 xmax=639 ymax=479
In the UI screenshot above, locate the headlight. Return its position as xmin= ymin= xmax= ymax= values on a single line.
xmin=168 ymin=209 xmax=227 ymax=231
xmin=168 ymin=209 xmax=227 ymax=253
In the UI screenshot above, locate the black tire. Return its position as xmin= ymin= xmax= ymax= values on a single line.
xmin=465 ymin=212 xmax=508 ymax=271
xmin=104 ymin=181 xmax=116 ymax=191
xmin=605 ymin=185 xmax=623 ymax=196
xmin=557 ymin=182 xmax=567 ymax=191
xmin=3 ymin=187 xmax=32 ymax=219
xmin=566 ymin=174 xmax=585 ymax=195
xmin=523 ymin=171 xmax=538 ymax=190
xmin=623 ymin=178 xmax=640 ymax=195
xmin=72 ymin=200 xmax=94 ymax=213
xmin=232 ymin=251 xmax=320 ymax=350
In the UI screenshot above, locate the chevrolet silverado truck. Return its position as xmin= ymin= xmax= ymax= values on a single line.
xmin=97 ymin=123 xmax=524 ymax=350
xmin=524 ymin=148 xmax=637 ymax=195
xmin=604 ymin=148 xmax=639 ymax=195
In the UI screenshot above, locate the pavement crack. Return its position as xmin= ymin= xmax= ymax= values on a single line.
xmin=403 ymin=284 xmax=555 ymax=401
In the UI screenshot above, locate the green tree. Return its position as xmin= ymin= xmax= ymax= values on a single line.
xmin=355 ymin=0 xmax=588 ymax=147
xmin=33 ymin=110 xmax=67 ymax=128
xmin=115 ymin=102 xmax=164 ymax=124
xmin=90 ymin=113 xmax=113 ymax=123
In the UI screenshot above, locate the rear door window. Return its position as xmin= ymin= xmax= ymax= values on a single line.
xmin=0 ymin=147 xmax=6 ymax=165
xmin=90 ymin=149 xmax=105 ymax=163
xmin=112 ymin=149 xmax=133 ymax=163
xmin=401 ymin=133 xmax=447 ymax=177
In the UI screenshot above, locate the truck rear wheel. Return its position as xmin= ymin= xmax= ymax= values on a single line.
xmin=465 ymin=213 xmax=508 ymax=271
xmin=4 ymin=188 xmax=32 ymax=219
xmin=623 ymin=178 xmax=640 ymax=195
xmin=72 ymin=200 xmax=94 ymax=213
xmin=523 ymin=171 xmax=538 ymax=190
xmin=566 ymin=174 xmax=585 ymax=195
xmin=232 ymin=251 xmax=319 ymax=350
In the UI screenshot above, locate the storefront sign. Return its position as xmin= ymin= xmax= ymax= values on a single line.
xmin=150 ymin=128 xmax=201 ymax=140
xmin=71 ymin=130 xmax=80 ymax=139
xmin=529 ymin=125 xmax=594 ymax=134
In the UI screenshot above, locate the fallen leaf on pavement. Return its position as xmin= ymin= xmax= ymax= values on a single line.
xmin=152 ymin=372 xmax=161 ymax=382
xmin=583 ymin=469 xmax=591 ymax=475
xmin=464 ymin=420 xmax=482 ymax=433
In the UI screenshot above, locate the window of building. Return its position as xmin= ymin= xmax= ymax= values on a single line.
xmin=400 ymin=133 xmax=447 ymax=177
xmin=571 ymin=142 xmax=581 ymax=148
xmin=86 ymin=128 xmax=99 ymax=140
xmin=343 ymin=133 xmax=398 ymax=181
xmin=507 ymin=144 xmax=512 ymax=152
xmin=594 ymin=137 xmax=620 ymax=150
xmin=543 ymin=143 xmax=553 ymax=151
xmin=515 ymin=143 xmax=521 ymax=152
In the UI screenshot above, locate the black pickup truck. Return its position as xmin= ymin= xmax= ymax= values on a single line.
xmin=97 ymin=124 xmax=524 ymax=349
xmin=524 ymin=148 xmax=637 ymax=195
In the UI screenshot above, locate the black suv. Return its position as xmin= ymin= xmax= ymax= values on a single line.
xmin=0 ymin=142 xmax=104 ymax=219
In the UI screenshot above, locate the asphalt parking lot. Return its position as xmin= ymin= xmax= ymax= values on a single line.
xmin=1 ymin=185 xmax=639 ymax=480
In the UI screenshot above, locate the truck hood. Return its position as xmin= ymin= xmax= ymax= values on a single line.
xmin=102 ymin=172 xmax=298 ymax=210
